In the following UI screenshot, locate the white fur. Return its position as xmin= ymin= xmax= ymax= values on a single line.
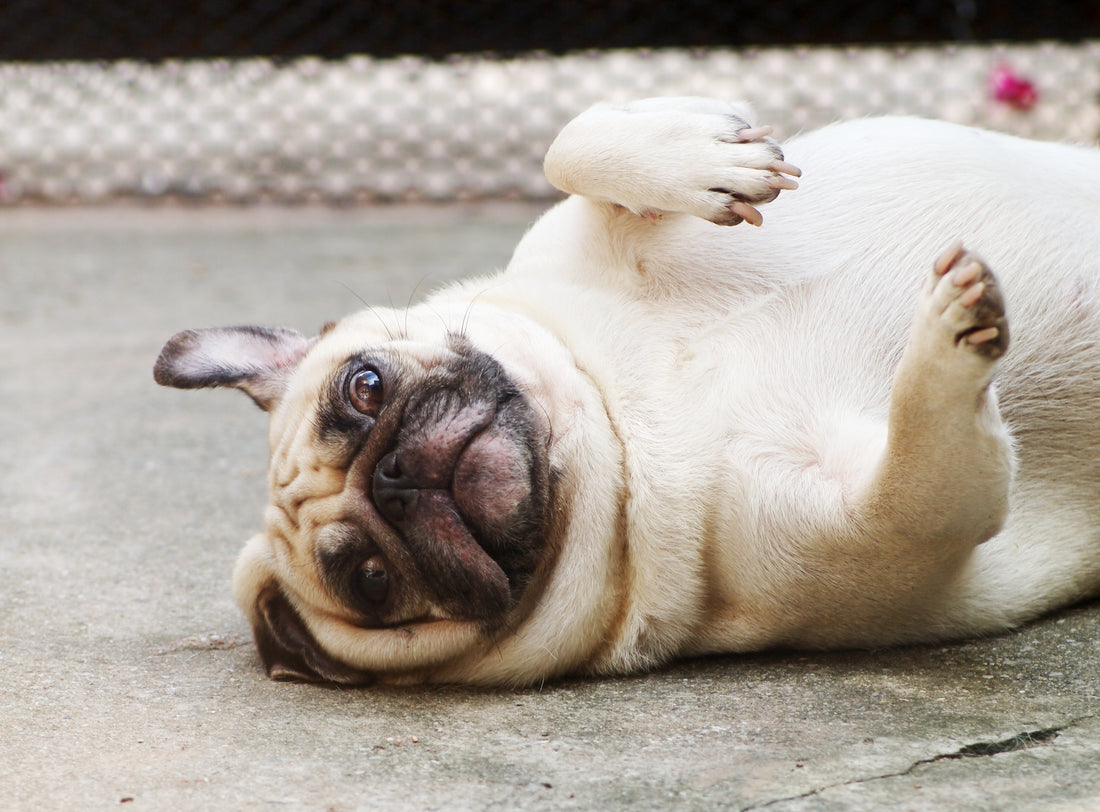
xmin=410 ymin=100 xmax=1100 ymax=682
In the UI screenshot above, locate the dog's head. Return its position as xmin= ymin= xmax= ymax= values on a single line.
xmin=154 ymin=302 xmax=617 ymax=686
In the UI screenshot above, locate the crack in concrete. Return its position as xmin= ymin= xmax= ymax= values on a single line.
xmin=740 ymin=715 xmax=1095 ymax=811
xmin=931 ymin=726 xmax=1060 ymax=760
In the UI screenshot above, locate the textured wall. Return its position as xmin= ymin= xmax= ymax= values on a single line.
xmin=0 ymin=43 xmax=1096 ymax=204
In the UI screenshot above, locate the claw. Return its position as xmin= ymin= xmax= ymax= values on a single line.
xmin=769 ymin=159 xmax=802 ymax=178
xmin=729 ymin=201 xmax=763 ymax=226
xmin=737 ymin=125 xmax=774 ymax=141
xmin=959 ymin=281 xmax=987 ymax=308
xmin=934 ymin=239 xmax=966 ymax=276
xmin=950 ymin=260 xmax=984 ymax=288
xmin=767 ymin=176 xmax=800 ymax=191
xmin=965 ymin=326 xmax=1001 ymax=346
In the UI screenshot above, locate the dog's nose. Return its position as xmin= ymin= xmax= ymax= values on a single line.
xmin=372 ymin=451 xmax=419 ymax=524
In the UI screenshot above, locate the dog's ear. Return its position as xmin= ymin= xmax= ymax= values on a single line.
xmin=251 ymin=581 xmax=372 ymax=686
xmin=153 ymin=326 xmax=312 ymax=411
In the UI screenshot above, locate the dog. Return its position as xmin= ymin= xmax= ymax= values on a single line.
xmin=155 ymin=96 xmax=1100 ymax=686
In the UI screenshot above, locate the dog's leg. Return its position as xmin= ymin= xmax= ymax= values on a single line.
xmin=543 ymin=98 xmax=800 ymax=226
xmin=723 ymin=242 xmax=1018 ymax=648
xmin=848 ymin=243 xmax=1014 ymax=602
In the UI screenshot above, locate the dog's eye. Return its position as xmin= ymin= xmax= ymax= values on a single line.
xmin=359 ymin=554 xmax=389 ymax=603
xmin=349 ymin=367 xmax=385 ymax=416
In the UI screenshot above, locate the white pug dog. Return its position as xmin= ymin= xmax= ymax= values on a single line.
xmin=155 ymin=97 xmax=1100 ymax=686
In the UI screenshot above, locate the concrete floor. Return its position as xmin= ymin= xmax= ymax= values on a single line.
xmin=1 ymin=205 xmax=1098 ymax=811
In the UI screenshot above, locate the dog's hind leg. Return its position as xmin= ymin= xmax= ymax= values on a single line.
xmin=836 ymin=243 xmax=1016 ymax=610
xmin=543 ymin=98 xmax=801 ymax=226
xmin=727 ymin=242 xmax=1020 ymax=648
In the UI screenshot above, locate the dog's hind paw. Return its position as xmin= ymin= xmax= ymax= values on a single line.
xmin=927 ymin=241 xmax=1010 ymax=361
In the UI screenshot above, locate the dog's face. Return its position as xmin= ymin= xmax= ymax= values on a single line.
xmin=154 ymin=306 xmax=587 ymax=685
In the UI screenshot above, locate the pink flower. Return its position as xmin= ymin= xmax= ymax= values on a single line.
xmin=990 ymin=64 xmax=1038 ymax=111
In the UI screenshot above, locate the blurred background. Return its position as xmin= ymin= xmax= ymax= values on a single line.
xmin=0 ymin=0 xmax=1098 ymax=205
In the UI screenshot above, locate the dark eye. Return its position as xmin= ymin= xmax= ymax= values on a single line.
xmin=359 ymin=553 xmax=389 ymax=603
xmin=348 ymin=367 xmax=384 ymax=416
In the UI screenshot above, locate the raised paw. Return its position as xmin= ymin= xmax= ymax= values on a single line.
xmin=542 ymin=100 xmax=801 ymax=226
xmin=706 ymin=119 xmax=801 ymax=226
xmin=927 ymin=241 xmax=1010 ymax=360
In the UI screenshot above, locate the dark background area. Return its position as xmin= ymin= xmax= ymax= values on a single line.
xmin=2 ymin=0 xmax=1098 ymax=62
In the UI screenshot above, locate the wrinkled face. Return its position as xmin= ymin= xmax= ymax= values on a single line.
xmin=155 ymin=317 xmax=560 ymax=684
xmin=274 ymin=330 xmax=552 ymax=620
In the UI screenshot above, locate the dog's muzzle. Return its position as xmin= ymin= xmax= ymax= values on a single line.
xmin=365 ymin=355 xmax=551 ymax=622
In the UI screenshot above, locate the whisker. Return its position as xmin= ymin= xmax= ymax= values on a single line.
xmin=480 ymin=328 xmax=555 ymax=449
xmin=337 ymin=280 xmax=370 ymax=309
xmin=460 ymin=281 xmax=502 ymax=337
xmin=425 ymin=304 xmax=451 ymax=336
xmin=381 ymin=288 xmax=408 ymax=340
xmin=362 ymin=302 xmax=395 ymax=341
xmin=337 ymin=281 xmax=394 ymax=340
xmin=532 ymin=394 xmax=554 ymax=449
xmin=405 ymin=274 xmax=433 ymax=339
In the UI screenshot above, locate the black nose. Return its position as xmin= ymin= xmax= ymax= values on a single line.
xmin=372 ymin=451 xmax=419 ymax=524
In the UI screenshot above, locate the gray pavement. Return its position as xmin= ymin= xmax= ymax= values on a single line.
xmin=1 ymin=205 xmax=1098 ymax=811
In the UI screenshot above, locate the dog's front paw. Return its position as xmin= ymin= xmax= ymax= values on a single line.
xmin=702 ymin=120 xmax=802 ymax=226
xmin=544 ymin=100 xmax=801 ymax=226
